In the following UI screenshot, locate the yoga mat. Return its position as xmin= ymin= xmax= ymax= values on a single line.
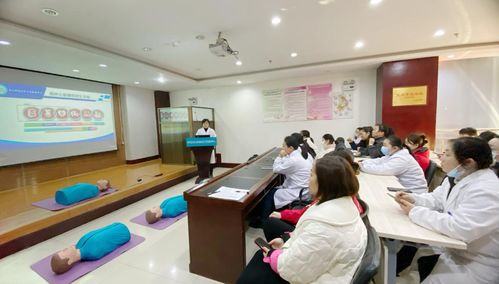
xmin=31 ymin=188 xmax=118 ymax=211
xmin=130 ymin=212 xmax=187 ymax=230
xmin=30 ymin=234 xmax=145 ymax=284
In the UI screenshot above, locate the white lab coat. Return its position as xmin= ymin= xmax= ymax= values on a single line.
xmin=316 ymin=145 xmax=334 ymax=159
xmin=360 ymin=148 xmax=427 ymax=193
xmin=195 ymin=127 xmax=217 ymax=164
xmin=272 ymin=149 xmax=313 ymax=208
xmin=409 ymin=169 xmax=499 ymax=284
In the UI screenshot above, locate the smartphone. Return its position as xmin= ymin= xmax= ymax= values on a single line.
xmin=387 ymin=187 xmax=412 ymax=193
xmin=254 ymin=237 xmax=272 ymax=251
xmin=387 ymin=192 xmax=396 ymax=199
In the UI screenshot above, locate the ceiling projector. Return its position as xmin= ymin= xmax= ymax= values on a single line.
xmin=209 ymin=32 xmax=239 ymax=58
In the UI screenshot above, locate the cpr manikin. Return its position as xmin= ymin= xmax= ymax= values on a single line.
xmin=55 ymin=179 xmax=111 ymax=205
xmin=145 ymin=195 xmax=187 ymax=224
xmin=50 ymin=222 xmax=130 ymax=274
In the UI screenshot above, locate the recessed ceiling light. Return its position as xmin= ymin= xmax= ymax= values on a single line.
xmin=237 ymin=80 xmax=242 ymax=84
xmin=354 ymin=41 xmax=365 ymax=49
xmin=195 ymin=35 xmax=205 ymax=40
xmin=0 ymin=40 xmax=11 ymax=46
xmin=433 ymin=29 xmax=445 ymax=37
xmin=280 ymin=8 xmax=288 ymax=11
xmin=447 ymin=54 xmax=456 ymax=58
xmin=134 ymin=81 xmax=140 ymax=85
xmin=369 ymin=0 xmax=383 ymax=6
xmin=172 ymin=41 xmax=180 ymax=47
xmin=99 ymin=64 xmax=107 ymax=68
xmin=290 ymin=52 xmax=298 ymax=57
xmin=72 ymin=69 xmax=80 ymax=73
xmin=142 ymin=47 xmax=152 ymax=52
xmin=157 ymin=77 xmax=166 ymax=83
xmin=235 ymin=60 xmax=242 ymax=66
xmin=41 ymin=8 xmax=59 ymax=16
xmin=271 ymin=16 xmax=281 ymax=26
xmin=318 ymin=0 xmax=332 ymax=5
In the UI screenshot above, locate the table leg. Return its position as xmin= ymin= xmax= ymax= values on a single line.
xmin=383 ymin=238 xmax=400 ymax=284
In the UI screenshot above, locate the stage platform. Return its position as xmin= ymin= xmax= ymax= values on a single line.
xmin=0 ymin=159 xmax=197 ymax=258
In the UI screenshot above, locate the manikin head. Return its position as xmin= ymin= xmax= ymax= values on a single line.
xmin=96 ymin=179 xmax=111 ymax=192
xmin=50 ymin=246 xmax=79 ymax=274
xmin=145 ymin=206 xmax=163 ymax=224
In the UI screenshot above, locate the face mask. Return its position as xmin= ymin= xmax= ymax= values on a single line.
xmin=381 ymin=146 xmax=390 ymax=156
xmin=447 ymin=164 xmax=463 ymax=178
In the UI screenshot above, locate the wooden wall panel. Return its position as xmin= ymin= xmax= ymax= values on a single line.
xmin=376 ymin=57 xmax=439 ymax=148
xmin=0 ymin=85 xmax=126 ymax=191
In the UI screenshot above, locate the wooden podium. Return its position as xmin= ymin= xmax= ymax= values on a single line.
xmin=186 ymin=137 xmax=217 ymax=184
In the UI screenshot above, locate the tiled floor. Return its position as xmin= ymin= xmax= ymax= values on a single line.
xmin=0 ymin=167 xmax=416 ymax=284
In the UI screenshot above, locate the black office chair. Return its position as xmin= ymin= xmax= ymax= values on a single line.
xmin=351 ymin=223 xmax=381 ymax=284
xmin=357 ymin=198 xmax=370 ymax=226
xmin=424 ymin=160 xmax=438 ymax=186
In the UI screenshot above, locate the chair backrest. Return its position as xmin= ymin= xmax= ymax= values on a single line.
xmin=351 ymin=223 xmax=381 ymax=284
xmin=424 ymin=160 xmax=438 ymax=186
xmin=357 ymin=198 xmax=370 ymax=225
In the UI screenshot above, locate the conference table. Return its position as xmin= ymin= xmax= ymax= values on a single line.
xmin=357 ymin=171 xmax=467 ymax=284
xmin=184 ymin=147 xmax=282 ymax=283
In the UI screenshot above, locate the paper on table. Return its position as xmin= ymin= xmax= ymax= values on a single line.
xmin=209 ymin=186 xmax=249 ymax=201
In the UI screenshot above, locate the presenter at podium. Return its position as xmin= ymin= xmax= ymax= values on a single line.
xmin=195 ymin=118 xmax=217 ymax=176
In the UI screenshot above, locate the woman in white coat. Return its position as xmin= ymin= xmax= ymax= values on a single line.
xmin=315 ymin=134 xmax=335 ymax=159
xmin=238 ymin=155 xmax=367 ymax=284
xmin=195 ymin=118 xmax=217 ymax=176
xmin=359 ymin=135 xmax=427 ymax=193
xmin=250 ymin=135 xmax=312 ymax=228
xmin=395 ymin=137 xmax=499 ymax=283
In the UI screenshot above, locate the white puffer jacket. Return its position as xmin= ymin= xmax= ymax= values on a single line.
xmin=277 ymin=196 xmax=367 ymax=283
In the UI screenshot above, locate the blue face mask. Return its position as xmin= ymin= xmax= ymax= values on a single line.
xmin=447 ymin=165 xmax=463 ymax=178
xmin=381 ymin=146 xmax=390 ymax=156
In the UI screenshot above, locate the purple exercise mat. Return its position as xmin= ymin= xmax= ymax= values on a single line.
xmin=31 ymin=188 xmax=118 ymax=211
xmin=130 ymin=212 xmax=187 ymax=230
xmin=30 ymin=234 xmax=145 ymax=284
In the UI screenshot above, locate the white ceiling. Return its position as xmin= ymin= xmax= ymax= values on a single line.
xmin=1 ymin=0 xmax=499 ymax=91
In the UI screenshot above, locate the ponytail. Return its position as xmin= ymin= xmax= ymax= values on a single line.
xmin=284 ymin=135 xmax=309 ymax=160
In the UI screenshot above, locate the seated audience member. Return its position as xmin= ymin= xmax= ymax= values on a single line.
xmin=458 ymin=127 xmax=478 ymax=137
xmin=349 ymin=126 xmax=372 ymax=150
xmin=395 ymin=137 xmax=499 ymax=283
xmin=359 ymin=135 xmax=427 ymax=193
xmin=489 ymin=137 xmax=499 ymax=176
xmin=347 ymin=127 xmax=363 ymax=149
xmin=145 ymin=195 xmax=187 ymax=224
xmin=479 ymin=130 xmax=499 ymax=142
xmin=264 ymin=150 xmax=363 ymax=241
xmin=301 ymin=130 xmax=319 ymax=157
xmin=291 ymin=132 xmax=316 ymax=159
xmin=250 ymin=135 xmax=313 ymax=227
xmin=55 ymin=179 xmax=111 ymax=206
xmin=405 ymin=133 xmax=431 ymax=172
xmin=51 ymin=223 xmax=131 ymax=274
xmin=334 ymin=137 xmax=349 ymax=152
xmin=237 ymin=156 xmax=367 ymax=284
xmin=315 ymin=133 xmax=335 ymax=159
xmin=360 ymin=124 xmax=394 ymax=158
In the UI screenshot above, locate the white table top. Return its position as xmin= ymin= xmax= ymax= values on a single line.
xmin=358 ymin=172 xmax=466 ymax=250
